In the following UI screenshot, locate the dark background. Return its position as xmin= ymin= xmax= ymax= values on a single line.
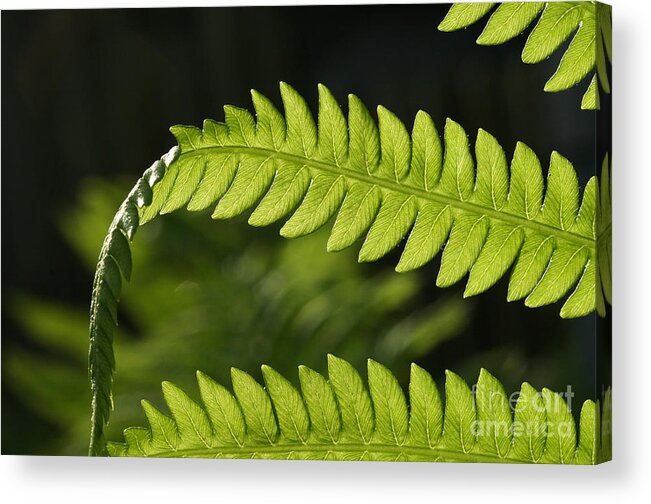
xmin=2 ymin=5 xmax=606 ymax=455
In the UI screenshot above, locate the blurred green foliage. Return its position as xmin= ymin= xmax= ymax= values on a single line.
xmin=4 ymin=177 xmax=471 ymax=455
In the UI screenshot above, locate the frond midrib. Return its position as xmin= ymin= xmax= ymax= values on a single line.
xmin=181 ymin=146 xmax=595 ymax=249
xmin=123 ymin=440 xmax=525 ymax=463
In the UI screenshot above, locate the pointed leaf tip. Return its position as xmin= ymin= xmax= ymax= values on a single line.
xmin=279 ymin=81 xmax=294 ymax=93
xmin=478 ymin=367 xmax=492 ymax=380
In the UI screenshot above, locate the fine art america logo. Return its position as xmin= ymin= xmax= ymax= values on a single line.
xmin=470 ymin=383 xmax=576 ymax=438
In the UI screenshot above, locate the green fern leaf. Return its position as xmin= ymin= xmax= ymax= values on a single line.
xmin=475 ymin=368 xmax=512 ymax=458
xmin=107 ymin=356 xmax=610 ymax=464
xmin=87 ymin=83 xmax=610 ymax=454
xmin=298 ymin=365 xmax=341 ymax=443
xmin=407 ymin=363 xmax=443 ymax=448
xmin=512 ymin=382 xmax=546 ymax=462
xmin=437 ymin=3 xmax=495 ymax=32
xmin=575 ymin=399 xmax=600 ymax=464
xmin=231 ymin=367 xmax=278 ymax=445
xmin=197 ymin=371 xmax=245 ymax=447
xmin=438 ymin=2 xmax=612 ymax=110
xmin=367 ymin=359 xmax=409 ymax=445
xmin=327 ymin=354 xmax=375 ymax=444
xmin=161 ymin=381 xmax=214 ymax=449
xmin=144 ymin=83 xmax=603 ymax=313
xmin=441 ymin=369 xmax=476 ymax=454
xmin=262 ymin=365 xmax=310 ymax=443
xmin=540 ymin=387 xmax=576 ymax=463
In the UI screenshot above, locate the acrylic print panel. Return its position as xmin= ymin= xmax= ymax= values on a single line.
xmin=1 ymin=2 xmax=611 ymax=464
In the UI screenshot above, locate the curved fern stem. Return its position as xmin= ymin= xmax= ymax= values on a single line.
xmin=87 ymin=83 xmax=610 ymax=455
xmin=88 ymin=147 xmax=178 ymax=455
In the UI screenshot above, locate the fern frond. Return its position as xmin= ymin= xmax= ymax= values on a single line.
xmin=107 ymin=355 xmax=610 ymax=464
xmin=88 ymin=83 xmax=610 ymax=455
xmin=143 ymin=83 xmax=602 ymax=315
xmin=438 ymin=2 xmax=612 ymax=110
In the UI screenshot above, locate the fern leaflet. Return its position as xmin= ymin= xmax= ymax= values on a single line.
xmin=438 ymin=2 xmax=612 ymax=110
xmin=107 ymin=355 xmax=610 ymax=464
xmin=88 ymin=83 xmax=610 ymax=455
